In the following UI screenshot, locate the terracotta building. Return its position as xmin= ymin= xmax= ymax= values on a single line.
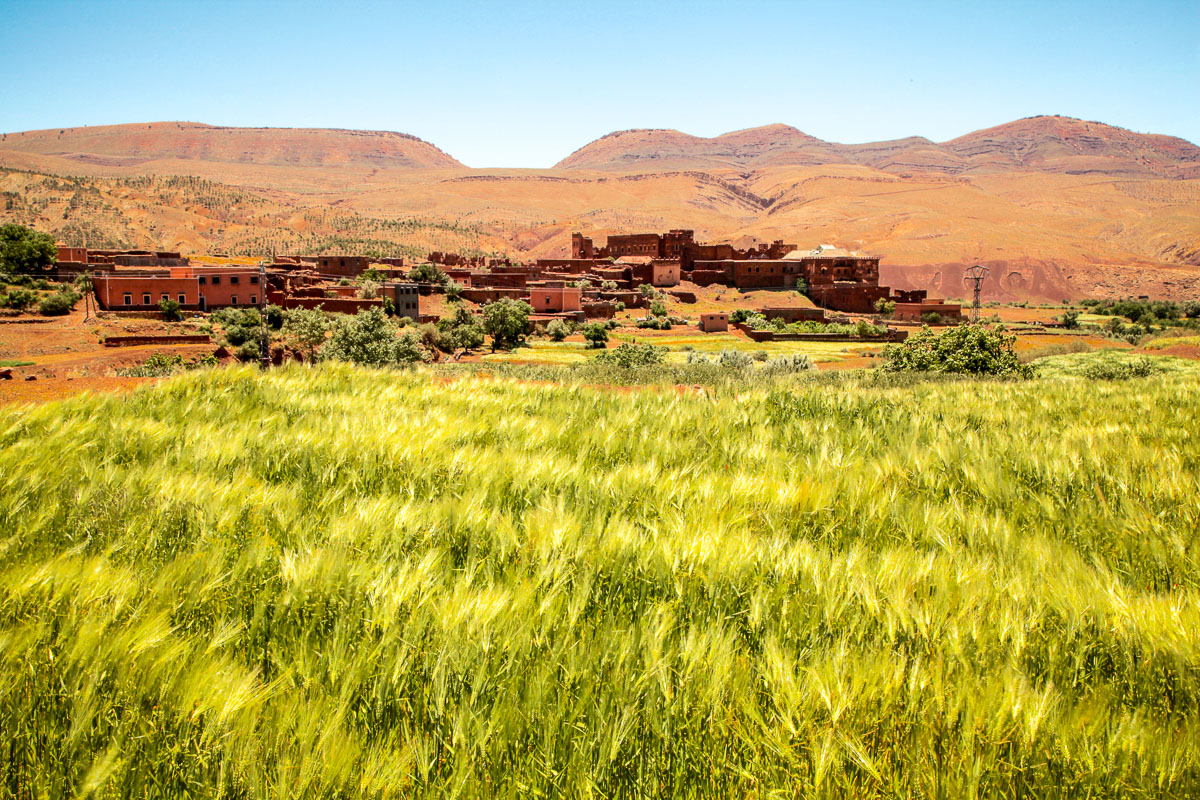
xmin=93 ymin=267 xmax=264 ymax=311
xmin=529 ymin=286 xmax=582 ymax=313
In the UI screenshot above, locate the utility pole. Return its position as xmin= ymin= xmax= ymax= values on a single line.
xmin=964 ymin=264 xmax=989 ymax=322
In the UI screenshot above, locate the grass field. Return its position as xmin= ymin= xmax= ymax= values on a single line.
xmin=479 ymin=334 xmax=880 ymax=366
xmin=2 ymin=365 xmax=1199 ymax=798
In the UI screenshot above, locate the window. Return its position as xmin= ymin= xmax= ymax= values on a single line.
xmin=230 ymin=276 xmax=239 ymax=285
xmin=178 ymin=293 xmax=186 ymax=304
xmin=142 ymin=294 xmax=151 ymax=305
xmin=123 ymin=293 xmax=132 ymax=305
xmin=161 ymin=294 xmax=169 ymax=302
xmin=211 ymin=276 xmax=221 ymax=285
xmin=250 ymin=275 xmax=259 ymax=285
xmin=250 ymin=295 xmax=257 ymax=305
xmin=198 ymin=276 xmax=207 ymax=285
xmin=231 ymin=296 xmax=238 ymax=305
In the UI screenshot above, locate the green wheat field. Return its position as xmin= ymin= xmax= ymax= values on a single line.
xmin=2 ymin=364 xmax=1198 ymax=798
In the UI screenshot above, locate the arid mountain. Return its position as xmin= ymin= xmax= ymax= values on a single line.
xmin=558 ymin=116 xmax=1200 ymax=179
xmin=0 ymin=121 xmax=464 ymax=170
xmin=1 ymin=118 xmax=1198 ymax=301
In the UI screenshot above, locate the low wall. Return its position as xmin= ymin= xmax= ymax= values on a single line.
xmin=103 ymin=334 xmax=212 ymax=347
xmin=280 ymin=297 xmax=381 ymax=314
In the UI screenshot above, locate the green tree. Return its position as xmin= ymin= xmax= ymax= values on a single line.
xmin=881 ymin=323 xmax=1033 ymax=377
xmin=546 ymin=318 xmax=571 ymax=341
xmin=582 ymin=322 xmax=609 ymax=348
xmin=436 ymin=305 xmax=485 ymax=354
xmin=38 ymin=288 xmax=81 ymax=316
xmin=0 ymin=224 xmax=56 ymax=275
xmin=650 ymin=300 xmax=667 ymax=318
xmin=283 ymin=306 xmax=331 ymax=363
xmin=482 ymin=298 xmax=532 ymax=351
xmin=1061 ymin=310 xmax=1080 ymax=329
xmin=324 ymin=307 xmax=430 ymax=367
xmin=408 ymin=262 xmax=449 ymax=286
xmin=874 ymin=297 xmax=896 ymax=317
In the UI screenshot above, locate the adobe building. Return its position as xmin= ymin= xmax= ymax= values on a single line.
xmin=893 ymin=300 xmax=963 ymax=322
xmin=699 ymin=312 xmax=729 ymax=332
xmin=316 ymin=255 xmax=371 ymax=278
xmin=530 ymin=286 xmax=582 ymax=314
xmin=93 ymin=266 xmax=264 ymax=311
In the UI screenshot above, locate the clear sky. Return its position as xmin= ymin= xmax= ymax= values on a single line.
xmin=1 ymin=0 xmax=1196 ymax=168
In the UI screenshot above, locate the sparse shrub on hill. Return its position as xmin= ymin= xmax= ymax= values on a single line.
xmin=881 ymin=323 xmax=1033 ymax=377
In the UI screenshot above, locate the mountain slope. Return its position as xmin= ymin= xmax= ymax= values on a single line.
xmin=558 ymin=117 xmax=1200 ymax=179
xmin=0 ymin=121 xmax=464 ymax=170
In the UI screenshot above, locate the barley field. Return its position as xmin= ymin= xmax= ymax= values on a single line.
xmin=1 ymin=365 xmax=1199 ymax=798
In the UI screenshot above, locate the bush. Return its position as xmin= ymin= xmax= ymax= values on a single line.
xmin=764 ymin=353 xmax=814 ymax=374
xmin=323 ymin=307 xmax=431 ymax=367
xmin=546 ymin=319 xmax=571 ymax=341
xmin=445 ymin=283 xmax=464 ymax=302
xmin=614 ymin=301 xmax=625 ymax=312
xmin=637 ymin=284 xmax=656 ymax=297
xmin=0 ymin=287 xmax=37 ymax=310
xmin=636 ymin=316 xmax=670 ymax=330
xmin=594 ymin=342 xmax=667 ymax=367
xmin=752 ymin=351 xmax=769 ymax=362
xmin=920 ymin=311 xmax=944 ymax=325
xmin=650 ymin=300 xmax=667 ymax=318
xmin=881 ymin=324 xmax=1033 ymax=378
xmin=358 ymin=280 xmax=380 ymax=300
xmin=1061 ymin=309 xmax=1080 ymax=329
xmin=874 ymin=297 xmax=896 ymax=317
xmin=1083 ymin=356 xmax=1163 ymax=380
xmin=38 ymin=289 xmax=81 ymax=316
xmin=581 ymin=322 xmax=609 ymax=348
xmin=718 ymin=349 xmax=755 ymax=369
xmin=236 ymin=341 xmax=261 ymax=362
xmin=158 ymin=298 xmax=182 ymax=321
xmin=264 ymin=304 xmax=284 ymax=330
xmin=601 ymin=281 xmax=618 ymax=291
xmin=730 ymin=309 xmax=753 ymax=324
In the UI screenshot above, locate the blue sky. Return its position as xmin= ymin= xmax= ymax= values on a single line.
xmin=0 ymin=0 xmax=1196 ymax=167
